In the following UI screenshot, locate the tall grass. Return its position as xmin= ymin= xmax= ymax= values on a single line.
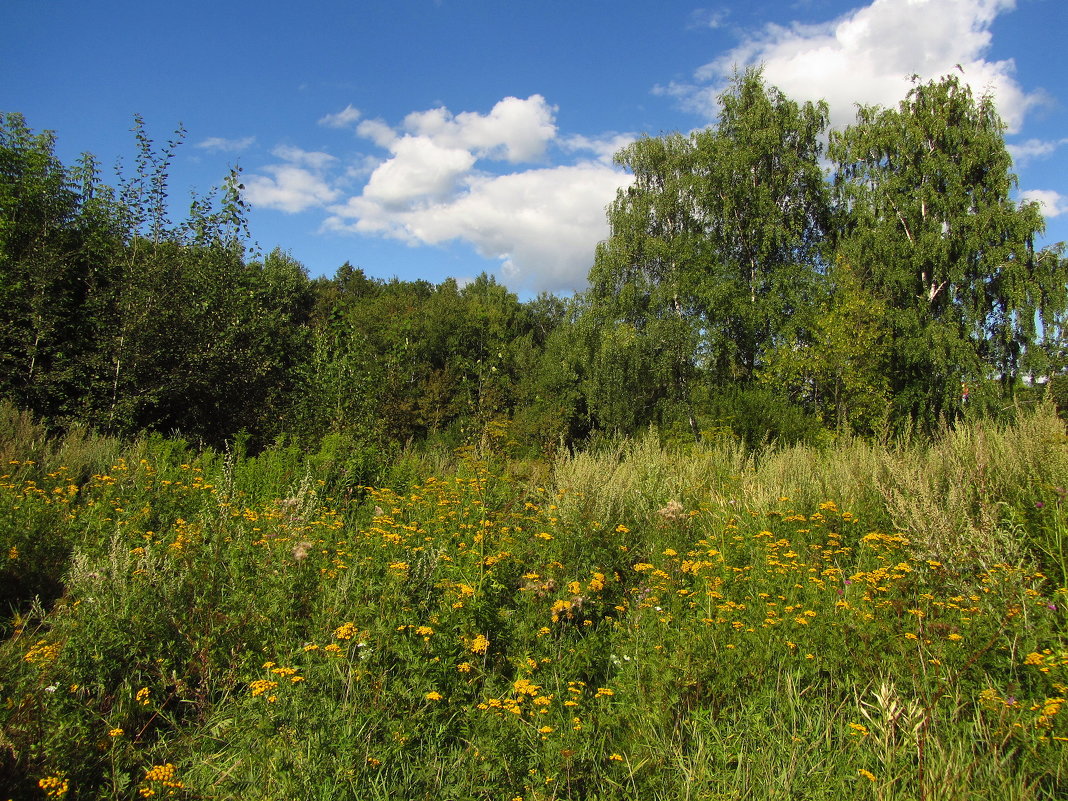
xmin=1 ymin=404 xmax=1066 ymax=799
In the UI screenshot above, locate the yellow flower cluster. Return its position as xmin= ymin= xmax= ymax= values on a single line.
xmin=24 ymin=639 xmax=61 ymax=665
xmin=249 ymin=679 xmax=278 ymax=697
xmin=1034 ymin=696 xmax=1065 ymax=727
xmin=1023 ymin=649 xmax=1068 ymax=673
xmin=140 ymin=763 xmax=184 ymax=797
xmin=38 ymin=776 xmax=69 ymax=798
xmin=334 ymin=621 xmax=357 ymax=640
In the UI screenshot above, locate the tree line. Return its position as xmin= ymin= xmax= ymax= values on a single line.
xmin=2 ymin=69 xmax=1066 ymax=466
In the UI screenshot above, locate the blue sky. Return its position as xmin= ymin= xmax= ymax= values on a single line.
xmin=4 ymin=0 xmax=1066 ymax=294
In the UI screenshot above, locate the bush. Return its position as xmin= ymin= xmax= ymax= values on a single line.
xmin=697 ymin=384 xmax=828 ymax=448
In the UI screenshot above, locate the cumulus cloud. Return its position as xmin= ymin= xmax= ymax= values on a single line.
xmin=244 ymin=146 xmax=341 ymax=214
xmin=1020 ymin=189 xmax=1068 ymax=219
xmin=318 ymin=104 xmax=361 ymax=128
xmin=319 ymin=95 xmax=631 ymax=292
xmin=328 ymin=163 xmax=630 ymax=291
xmin=196 ymin=136 xmax=255 ymax=153
xmin=402 ymin=95 xmax=558 ymax=162
xmin=361 ymin=136 xmax=476 ymax=208
xmin=664 ymin=0 xmax=1040 ymax=133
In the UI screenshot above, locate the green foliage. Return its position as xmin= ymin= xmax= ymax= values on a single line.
xmin=586 ymin=68 xmax=830 ymax=441
xmin=696 ymin=384 xmax=827 ymax=449
xmin=830 ymin=75 xmax=1060 ymax=431
xmin=2 ymin=407 xmax=1067 ymax=799
xmin=0 ymin=114 xmax=318 ymax=450
xmin=6 ymin=91 xmax=1068 ymax=797
xmin=765 ymin=260 xmax=892 ymax=435
xmin=0 ymin=113 xmax=126 ymax=426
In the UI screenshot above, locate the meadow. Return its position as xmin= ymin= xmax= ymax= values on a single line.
xmin=2 ymin=402 xmax=1067 ymax=800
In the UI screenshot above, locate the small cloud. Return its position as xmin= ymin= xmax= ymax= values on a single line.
xmin=1020 ymin=189 xmax=1068 ymax=219
xmin=357 ymin=118 xmax=398 ymax=148
xmin=272 ymin=145 xmax=337 ymax=170
xmin=196 ymin=136 xmax=255 ymax=153
xmin=245 ymin=146 xmax=340 ymax=213
xmin=560 ymin=132 xmax=636 ymax=164
xmin=318 ymin=104 xmax=361 ymax=128
xmin=245 ymin=165 xmax=341 ymax=214
xmin=687 ymin=8 xmax=729 ymax=30
xmin=1007 ymin=137 xmax=1068 ymax=166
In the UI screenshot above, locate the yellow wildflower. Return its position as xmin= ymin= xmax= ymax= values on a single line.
xmin=334 ymin=622 xmax=356 ymax=640
xmin=38 ymin=775 xmax=69 ymax=797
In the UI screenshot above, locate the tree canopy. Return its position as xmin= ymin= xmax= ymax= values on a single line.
xmin=1 ymin=71 xmax=1066 ymax=454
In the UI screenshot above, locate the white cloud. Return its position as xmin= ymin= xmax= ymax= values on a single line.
xmin=196 ymin=136 xmax=255 ymax=153
xmin=1008 ymin=138 xmax=1068 ymax=166
xmin=326 ymin=162 xmax=630 ymax=293
xmin=687 ymin=8 xmax=729 ymax=30
xmin=667 ymin=0 xmax=1040 ymax=133
xmin=357 ymin=118 xmax=397 ymax=148
xmin=245 ymin=166 xmax=341 ymax=214
xmin=318 ymin=104 xmax=361 ymax=128
xmin=401 ymin=95 xmax=558 ymax=162
xmin=560 ymin=133 xmax=636 ymax=164
xmin=1020 ymin=189 xmax=1068 ymax=219
xmin=271 ymin=145 xmax=337 ymax=170
xmin=361 ymin=135 xmax=476 ymax=208
xmin=248 ymin=95 xmax=628 ymax=291
xmin=244 ymin=146 xmax=340 ymax=214
xmin=310 ymin=95 xmax=631 ymax=292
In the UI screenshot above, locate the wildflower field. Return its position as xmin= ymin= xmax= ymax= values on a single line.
xmin=2 ymin=405 xmax=1068 ymax=800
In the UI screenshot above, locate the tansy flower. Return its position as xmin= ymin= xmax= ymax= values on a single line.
xmin=425 ymin=691 xmax=443 ymax=701
xmin=334 ymin=622 xmax=356 ymax=640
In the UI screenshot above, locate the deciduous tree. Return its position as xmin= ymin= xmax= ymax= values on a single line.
xmin=830 ymin=75 xmax=1059 ymax=428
